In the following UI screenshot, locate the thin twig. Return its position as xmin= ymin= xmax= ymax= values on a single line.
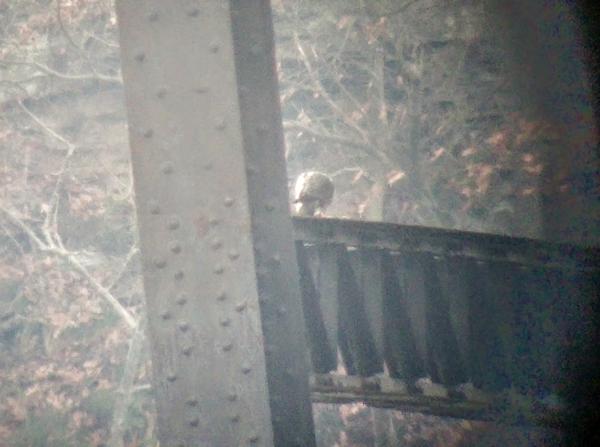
xmin=0 ymin=60 xmax=122 ymax=84
xmin=283 ymin=121 xmax=370 ymax=150
xmin=107 ymin=245 xmax=139 ymax=292
xmin=108 ymin=322 xmax=146 ymax=447
xmin=56 ymin=0 xmax=83 ymax=52
xmin=17 ymin=100 xmax=76 ymax=247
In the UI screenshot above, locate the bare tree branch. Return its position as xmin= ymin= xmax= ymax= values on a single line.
xmin=0 ymin=205 xmax=139 ymax=330
xmin=284 ymin=121 xmax=369 ymax=150
xmin=294 ymin=33 xmax=373 ymax=146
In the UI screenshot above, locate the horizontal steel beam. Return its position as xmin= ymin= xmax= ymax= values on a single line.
xmin=292 ymin=217 xmax=600 ymax=270
xmin=310 ymin=374 xmax=565 ymax=429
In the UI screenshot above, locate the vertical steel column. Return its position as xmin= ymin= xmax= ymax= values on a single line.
xmin=116 ymin=1 xmax=315 ymax=446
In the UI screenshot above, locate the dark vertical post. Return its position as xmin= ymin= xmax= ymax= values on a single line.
xmin=116 ymin=1 xmax=315 ymax=446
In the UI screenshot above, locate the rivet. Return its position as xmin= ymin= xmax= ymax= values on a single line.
xmin=148 ymin=11 xmax=159 ymax=22
xmin=169 ymin=241 xmax=182 ymax=254
xmin=230 ymin=414 xmax=240 ymax=423
xmin=161 ymin=161 xmax=174 ymax=174
xmin=178 ymin=321 xmax=189 ymax=332
xmin=249 ymin=435 xmax=260 ymax=443
xmin=186 ymin=398 xmax=199 ymax=407
xmin=216 ymin=291 xmax=227 ymax=301
xmin=174 ymin=270 xmax=184 ymax=280
xmin=134 ymin=52 xmax=146 ymax=62
xmin=277 ymin=306 xmax=287 ymax=316
xmin=211 ymin=238 xmax=223 ymax=250
xmin=209 ymin=217 xmax=220 ymax=226
xmin=148 ymin=201 xmax=160 ymax=214
xmin=257 ymin=124 xmax=268 ymax=134
xmin=215 ymin=119 xmax=226 ymax=130
xmin=265 ymin=203 xmax=275 ymax=211
xmin=160 ymin=311 xmax=171 ymax=320
xmin=166 ymin=374 xmax=177 ymax=382
xmin=272 ymin=254 xmax=281 ymax=264
xmin=235 ymin=302 xmax=247 ymax=312
xmin=187 ymin=8 xmax=200 ymax=17
xmin=176 ymin=293 xmax=188 ymax=305
xmin=188 ymin=417 xmax=200 ymax=427
xmin=213 ymin=264 xmax=225 ymax=275
xmin=182 ymin=346 xmax=193 ymax=356
xmin=153 ymin=258 xmax=167 ymax=268
xmin=227 ymin=392 xmax=238 ymax=402
xmin=220 ymin=318 xmax=231 ymax=327
xmin=167 ymin=216 xmax=180 ymax=230
xmin=228 ymin=250 xmax=240 ymax=260
xmin=194 ymin=86 xmax=208 ymax=94
xmin=156 ymin=87 xmax=167 ymax=98
xmin=209 ymin=42 xmax=220 ymax=53
xmin=246 ymin=166 xmax=258 ymax=176
xmin=222 ymin=342 xmax=233 ymax=352
xmin=224 ymin=197 xmax=234 ymax=207
xmin=242 ymin=364 xmax=252 ymax=374
xmin=203 ymin=162 xmax=213 ymax=170
xmin=143 ymin=129 xmax=154 ymax=138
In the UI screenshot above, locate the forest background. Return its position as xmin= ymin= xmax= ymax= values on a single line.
xmin=0 ymin=0 xmax=597 ymax=446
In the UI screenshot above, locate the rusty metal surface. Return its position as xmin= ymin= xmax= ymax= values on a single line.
xmin=117 ymin=1 xmax=314 ymax=445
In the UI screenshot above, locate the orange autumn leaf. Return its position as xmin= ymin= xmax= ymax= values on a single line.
xmin=524 ymin=163 xmax=543 ymax=175
xmin=386 ymin=170 xmax=406 ymax=185
xmin=430 ymin=147 xmax=445 ymax=162
xmin=486 ymin=130 xmax=509 ymax=151
xmin=351 ymin=169 xmax=365 ymax=184
xmin=337 ymin=15 xmax=354 ymax=30
xmin=522 ymin=153 xmax=535 ymax=163
xmin=461 ymin=146 xmax=477 ymax=157
xmin=521 ymin=187 xmax=537 ymax=196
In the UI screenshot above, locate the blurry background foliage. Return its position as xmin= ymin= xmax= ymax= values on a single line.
xmin=0 ymin=0 xmax=595 ymax=445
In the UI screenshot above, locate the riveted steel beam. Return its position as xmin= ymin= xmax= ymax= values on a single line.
xmin=116 ymin=1 xmax=315 ymax=446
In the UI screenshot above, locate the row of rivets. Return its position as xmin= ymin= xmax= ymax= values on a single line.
xmin=146 ymin=9 xmax=202 ymax=21
xmin=132 ymin=5 xmax=272 ymax=443
xmin=136 ymin=8 xmax=275 ymax=440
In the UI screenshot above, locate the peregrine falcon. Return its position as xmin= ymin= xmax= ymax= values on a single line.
xmin=293 ymin=171 xmax=335 ymax=216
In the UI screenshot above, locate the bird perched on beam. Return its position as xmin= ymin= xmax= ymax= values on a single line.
xmin=293 ymin=171 xmax=335 ymax=217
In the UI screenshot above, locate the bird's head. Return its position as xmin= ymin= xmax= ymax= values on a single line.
xmin=292 ymin=171 xmax=335 ymax=217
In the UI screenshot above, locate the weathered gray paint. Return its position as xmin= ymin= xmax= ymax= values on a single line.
xmin=116 ymin=1 xmax=314 ymax=445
